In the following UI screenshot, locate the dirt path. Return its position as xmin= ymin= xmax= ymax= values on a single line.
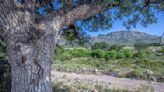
xmin=51 ymin=71 xmax=164 ymax=92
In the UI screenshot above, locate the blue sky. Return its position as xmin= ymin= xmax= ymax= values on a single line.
xmin=86 ymin=12 xmax=164 ymax=37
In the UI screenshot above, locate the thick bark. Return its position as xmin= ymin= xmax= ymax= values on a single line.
xmin=5 ymin=17 xmax=62 ymax=92
xmin=0 ymin=0 xmax=117 ymax=92
xmin=8 ymin=32 xmax=56 ymax=92
xmin=0 ymin=0 xmax=63 ymax=92
xmin=6 ymin=20 xmax=61 ymax=92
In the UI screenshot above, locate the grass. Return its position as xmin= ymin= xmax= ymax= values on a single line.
xmin=138 ymin=84 xmax=154 ymax=92
xmin=53 ymin=46 xmax=164 ymax=82
xmin=53 ymin=56 xmax=164 ymax=82
xmin=52 ymin=80 xmax=154 ymax=92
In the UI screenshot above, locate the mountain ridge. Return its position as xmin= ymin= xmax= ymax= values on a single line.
xmin=91 ymin=31 xmax=164 ymax=45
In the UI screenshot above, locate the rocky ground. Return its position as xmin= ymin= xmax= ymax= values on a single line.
xmin=51 ymin=70 xmax=164 ymax=92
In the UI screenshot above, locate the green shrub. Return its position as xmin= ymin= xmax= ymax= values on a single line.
xmin=135 ymin=50 xmax=146 ymax=58
xmin=116 ymin=52 xmax=126 ymax=59
xmin=91 ymin=49 xmax=106 ymax=58
xmin=159 ymin=46 xmax=164 ymax=53
xmin=61 ymin=49 xmax=73 ymax=60
xmin=54 ymin=45 xmax=65 ymax=59
xmin=144 ymin=49 xmax=153 ymax=56
xmin=122 ymin=50 xmax=134 ymax=58
xmin=110 ymin=45 xmax=123 ymax=51
xmin=71 ymin=48 xmax=90 ymax=57
xmin=105 ymin=50 xmax=117 ymax=60
xmin=134 ymin=43 xmax=150 ymax=50
xmin=92 ymin=42 xmax=109 ymax=50
xmin=53 ymin=82 xmax=72 ymax=92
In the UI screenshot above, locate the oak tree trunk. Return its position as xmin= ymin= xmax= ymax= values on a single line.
xmin=7 ymin=29 xmax=59 ymax=92
xmin=1 ymin=0 xmax=105 ymax=92
xmin=0 ymin=1 xmax=62 ymax=92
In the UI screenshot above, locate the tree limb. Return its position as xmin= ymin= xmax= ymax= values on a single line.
xmin=61 ymin=3 xmax=118 ymax=26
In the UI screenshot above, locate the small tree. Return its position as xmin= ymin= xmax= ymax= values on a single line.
xmin=116 ymin=52 xmax=126 ymax=59
xmin=105 ymin=50 xmax=117 ymax=60
xmin=123 ymin=50 xmax=134 ymax=58
xmin=91 ymin=49 xmax=106 ymax=58
xmin=135 ymin=50 xmax=147 ymax=58
xmin=110 ymin=45 xmax=123 ymax=51
xmin=92 ymin=42 xmax=109 ymax=50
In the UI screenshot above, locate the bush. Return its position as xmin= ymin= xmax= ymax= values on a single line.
xmin=71 ymin=48 xmax=90 ymax=57
xmin=134 ymin=43 xmax=150 ymax=50
xmin=105 ymin=50 xmax=117 ymax=60
xmin=62 ymin=49 xmax=73 ymax=60
xmin=159 ymin=46 xmax=164 ymax=53
xmin=110 ymin=45 xmax=123 ymax=51
xmin=92 ymin=42 xmax=109 ymax=50
xmin=135 ymin=50 xmax=146 ymax=58
xmin=54 ymin=45 xmax=65 ymax=59
xmin=144 ymin=49 xmax=153 ymax=56
xmin=116 ymin=52 xmax=126 ymax=59
xmin=122 ymin=50 xmax=134 ymax=58
xmin=91 ymin=49 xmax=106 ymax=58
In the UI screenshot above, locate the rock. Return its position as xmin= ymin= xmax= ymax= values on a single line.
xmin=145 ymin=69 xmax=154 ymax=75
xmin=94 ymin=69 xmax=102 ymax=75
xmin=145 ymin=69 xmax=157 ymax=81
xmin=117 ymin=68 xmax=135 ymax=78
xmin=149 ymin=76 xmax=157 ymax=82
xmin=91 ymin=89 xmax=98 ymax=92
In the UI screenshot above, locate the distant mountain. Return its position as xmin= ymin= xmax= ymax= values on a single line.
xmin=91 ymin=31 xmax=164 ymax=45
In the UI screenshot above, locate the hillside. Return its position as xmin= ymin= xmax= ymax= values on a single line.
xmin=91 ymin=31 xmax=164 ymax=45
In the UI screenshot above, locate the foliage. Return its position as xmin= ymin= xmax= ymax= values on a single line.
xmin=62 ymin=27 xmax=91 ymax=47
xmin=134 ymin=43 xmax=151 ymax=50
xmin=70 ymin=48 xmax=90 ymax=57
xmin=61 ymin=49 xmax=73 ymax=60
xmin=53 ymin=45 xmax=164 ymax=82
xmin=53 ymin=82 xmax=72 ymax=92
xmin=110 ymin=45 xmax=123 ymax=51
xmin=34 ymin=0 xmax=163 ymax=42
xmin=135 ymin=50 xmax=147 ymax=58
xmin=105 ymin=49 xmax=134 ymax=60
xmin=122 ymin=50 xmax=134 ymax=58
xmin=105 ymin=50 xmax=117 ymax=60
xmin=54 ymin=45 xmax=65 ymax=59
xmin=91 ymin=49 xmax=106 ymax=58
xmin=0 ymin=36 xmax=10 ymax=92
xmin=54 ymin=47 xmax=91 ymax=60
xmin=138 ymin=84 xmax=154 ymax=92
xmin=53 ymin=56 xmax=164 ymax=82
xmin=81 ymin=0 xmax=164 ymax=32
xmin=54 ymin=46 xmax=155 ymax=60
xmin=0 ymin=60 xmax=10 ymax=92
xmin=92 ymin=42 xmax=109 ymax=50
xmin=0 ymin=36 xmax=7 ymax=60
xmin=158 ymin=46 xmax=164 ymax=53
xmin=116 ymin=51 xmax=126 ymax=59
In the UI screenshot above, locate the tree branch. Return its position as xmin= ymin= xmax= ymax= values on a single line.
xmin=61 ymin=3 xmax=118 ymax=26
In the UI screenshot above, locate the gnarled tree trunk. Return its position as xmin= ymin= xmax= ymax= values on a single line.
xmin=0 ymin=0 xmax=110 ymax=92
xmin=0 ymin=0 xmax=63 ymax=92
xmin=7 ymin=30 xmax=58 ymax=92
xmin=5 ymin=16 xmax=62 ymax=92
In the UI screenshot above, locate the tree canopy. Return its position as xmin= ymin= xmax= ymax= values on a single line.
xmin=1 ymin=0 xmax=163 ymax=37
xmin=1 ymin=0 xmax=164 ymax=51
xmin=32 ymin=0 xmax=164 ymax=30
